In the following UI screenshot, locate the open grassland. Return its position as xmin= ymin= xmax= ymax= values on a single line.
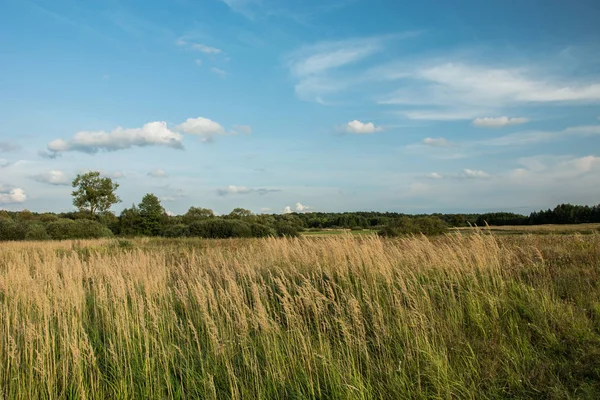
xmin=453 ymin=223 xmax=600 ymax=236
xmin=1 ymin=233 xmax=600 ymax=399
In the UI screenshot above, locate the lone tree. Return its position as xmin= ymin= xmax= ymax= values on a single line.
xmin=72 ymin=171 xmax=120 ymax=217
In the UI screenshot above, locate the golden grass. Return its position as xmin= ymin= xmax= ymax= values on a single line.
xmin=1 ymin=233 xmax=600 ymax=398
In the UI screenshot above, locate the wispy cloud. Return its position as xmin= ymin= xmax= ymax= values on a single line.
xmin=285 ymin=33 xmax=417 ymax=102
xmin=472 ymin=116 xmax=529 ymax=128
xmin=210 ymin=67 xmax=228 ymax=78
xmin=176 ymin=38 xmax=222 ymax=54
xmin=216 ymin=185 xmax=280 ymax=196
xmin=422 ymin=137 xmax=451 ymax=147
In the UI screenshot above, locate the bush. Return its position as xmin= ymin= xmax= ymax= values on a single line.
xmin=250 ymin=223 xmax=276 ymax=238
xmin=0 ymin=218 xmax=26 ymax=241
xmin=189 ymin=219 xmax=253 ymax=239
xmin=162 ymin=224 xmax=190 ymax=238
xmin=25 ymin=224 xmax=50 ymax=241
xmin=350 ymin=226 xmax=363 ymax=231
xmin=275 ymin=222 xmax=299 ymax=238
xmin=46 ymin=219 xmax=114 ymax=240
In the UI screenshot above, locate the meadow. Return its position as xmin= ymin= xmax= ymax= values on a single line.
xmin=1 ymin=232 xmax=600 ymax=399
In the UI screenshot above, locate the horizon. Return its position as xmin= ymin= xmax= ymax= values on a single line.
xmin=2 ymin=0 xmax=600 ymax=215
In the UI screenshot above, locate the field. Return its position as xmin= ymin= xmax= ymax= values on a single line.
xmin=1 ymin=233 xmax=600 ymax=399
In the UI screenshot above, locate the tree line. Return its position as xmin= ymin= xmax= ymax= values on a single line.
xmin=0 ymin=171 xmax=598 ymax=241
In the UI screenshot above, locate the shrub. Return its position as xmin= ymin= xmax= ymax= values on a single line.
xmin=25 ymin=224 xmax=50 ymax=241
xmin=0 ymin=218 xmax=26 ymax=241
xmin=275 ymin=222 xmax=299 ymax=238
xmin=46 ymin=219 xmax=113 ymax=240
xmin=250 ymin=223 xmax=276 ymax=238
xmin=189 ymin=219 xmax=253 ymax=239
xmin=162 ymin=224 xmax=190 ymax=238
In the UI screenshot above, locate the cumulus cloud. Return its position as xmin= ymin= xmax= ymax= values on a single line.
xmin=343 ymin=120 xmax=383 ymax=134
xmin=0 ymin=142 xmax=20 ymax=153
xmin=216 ymin=185 xmax=280 ymax=196
xmin=283 ymin=206 xmax=293 ymax=214
xmin=472 ymin=116 xmax=529 ymax=128
xmin=46 ymin=121 xmax=184 ymax=154
xmin=295 ymin=202 xmax=310 ymax=212
xmin=148 ymin=169 xmax=168 ymax=178
xmin=0 ymin=186 xmax=26 ymax=204
xmin=425 ymin=172 xmax=443 ymax=179
xmin=30 ymin=170 xmax=70 ymax=186
xmin=422 ymin=137 xmax=451 ymax=147
xmin=462 ymin=169 xmax=490 ymax=179
xmin=175 ymin=117 xmax=250 ymax=142
xmin=175 ymin=117 xmax=226 ymax=142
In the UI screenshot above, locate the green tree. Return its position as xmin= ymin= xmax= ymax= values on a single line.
xmin=72 ymin=171 xmax=120 ymax=217
xmin=183 ymin=207 xmax=214 ymax=225
xmin=138 ymin=194 xmax=166 ymax=236
xmin=228 ymin=208 xmax=253 ymax=219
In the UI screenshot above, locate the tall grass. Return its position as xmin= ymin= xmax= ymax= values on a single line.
xmin=1 ymin=233 xmax=599 ymax=399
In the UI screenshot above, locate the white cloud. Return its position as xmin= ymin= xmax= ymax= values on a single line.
xmin=295 ymin=202 xmax=310 ymax=212
xmin=210 ymin=67 xmax=228 ymax=77
xmin=422 ymin=137 xmax=450 ymax=147
xmin=0 ymin=186 xmax=26 ymax=204
xmin=462 ymin=169 xmax=490 ymax=179
xmin=285 ymin=34 xmax=416 ymax=102
xmin=47 ymin=121 xmax=184 ymax=154
xmin=343 ymin=120 xmax=383 ymax=134
xmin=472 ymin=116 xmax=529 ymax=128
xmin=175 ymin=117 xmax=226 ymax=142
xmin=175 ymin=117 xmax=250 ymax=142
xmin=216 ymin=185 xmax=280 ymax=196
xmin=425 ymin=172 xmax=443 ymax=179
xmin=30 ymin=170 xmax=70 ymax=186
xmin=148 ymin=169 xmax=168 ymax=178
xmin=283 ymin=206 xmax=293 ymax=214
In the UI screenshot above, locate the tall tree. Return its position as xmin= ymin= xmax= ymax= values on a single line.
xmin=72 ymin=171 xmax=120 ymax=217
xmin=138 ymin=193 xmax=166 ymax=236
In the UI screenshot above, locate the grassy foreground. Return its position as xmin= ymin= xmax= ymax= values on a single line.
xmin=1 ymin=233 xmax=600 ymax=399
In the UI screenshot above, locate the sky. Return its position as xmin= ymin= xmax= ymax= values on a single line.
xmin=1 ymin=0 xmax=600 ymax=215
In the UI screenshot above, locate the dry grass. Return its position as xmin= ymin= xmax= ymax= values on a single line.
xmin=454 ymin=223 xmax=600 ymax=235
xmin=1 ymin=233 xmax=600 ymax=399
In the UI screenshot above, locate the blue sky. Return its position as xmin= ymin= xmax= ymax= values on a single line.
xmin=1 ymin=0 xmax=600 ymax=215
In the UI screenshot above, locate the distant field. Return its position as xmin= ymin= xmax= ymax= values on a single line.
xmin=301 ymin=229 xmax=378 ymax=236
xmin=454 ymin=223 xmax=600 ymax=235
